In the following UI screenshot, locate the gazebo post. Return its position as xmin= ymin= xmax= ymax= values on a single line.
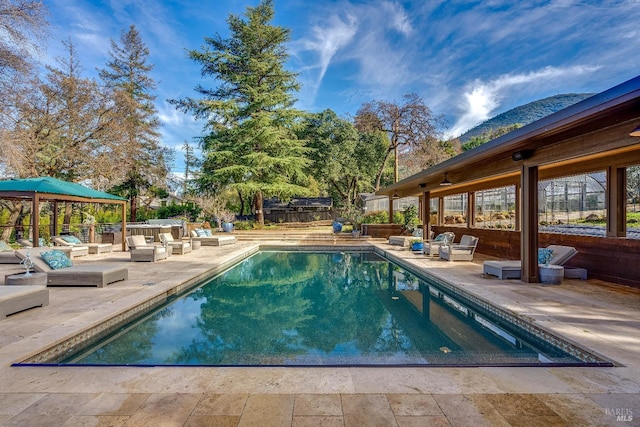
xmin=32 ymin=193 xmax=40 ymax=247
xmin=121 ymin=202 xmax=127 ymax=252
xmin=52 ymin=201 xmax=59 ymax=238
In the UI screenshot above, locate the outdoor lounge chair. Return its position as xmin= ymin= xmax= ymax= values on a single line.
xmin=18 ymin=238 xmax=89 ymax=258
xmin=483 ymin=245 xmax=580 ymax=279
xmin=15 ymin=247 xmax=128 ymax=287
xmin=0 ymin=285 xmax=49 ymax=319
xmin=189 ymin=229 xmax=237 ymax=246
xmin=126 ymin=235 xmax=168 ymax=262
xmin=159 ymin=232 xmax=192 ymax=255
xmin=439 ymin=234 xmax=479 ymax=261
xmin=52 ymin=235 xmax=113 ymax=254
xmin=424 ymin=232 xmax=455 ymax=256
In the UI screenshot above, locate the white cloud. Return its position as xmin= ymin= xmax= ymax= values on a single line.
xmin=292 ymin=0 xmax=415 ymax=110
xmin=448 ymin=65 xmax=601 ymax=137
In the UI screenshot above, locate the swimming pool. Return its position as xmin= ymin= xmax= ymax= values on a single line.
xmin=30 ymin=250 xmax=611 ymax=367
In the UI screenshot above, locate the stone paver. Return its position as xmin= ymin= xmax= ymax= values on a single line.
xmin=0 ymin=239 xmax=639 ymax=426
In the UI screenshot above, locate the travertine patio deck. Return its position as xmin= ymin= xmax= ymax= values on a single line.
xmin=0 ymin=239 xmax=638 ymax=426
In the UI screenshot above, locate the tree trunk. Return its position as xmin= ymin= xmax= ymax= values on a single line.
xmin=374 ymin=147 xmax=394 ymax=191
xmin=254 ymin=191 xmax=264 ymax=225
xmin=130 ymin=195 xmax=137 ymax=222
xmin=1 ymin=202 xmax=23 ymax=241
xmin=238 ymin=190 xmax=245 ymax=216
xmin=63 ymin=203 xmax=73 ymax=233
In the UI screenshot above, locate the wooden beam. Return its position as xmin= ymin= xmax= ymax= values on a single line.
xmin=606 ymin=166 xmax=627 ymax=238
xmin=121 ymin=202 xmax=127 ymax=252
xmin=52 ymin=201 xmax=59 ymax=237
xmin=521 ymin=164 xmax=539 ymax=283
xmin=32 ymin=194 xmax=40 ymax=248
xmin=467 ymin=191 xmax=476 ymax=228
xmin=422 ymin=190 xmax=431 ymax=238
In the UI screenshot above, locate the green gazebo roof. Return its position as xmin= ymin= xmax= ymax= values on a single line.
xmin=0 ymin=177 xmax=125 ymax=202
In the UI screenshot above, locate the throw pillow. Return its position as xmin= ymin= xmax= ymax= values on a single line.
xmin=61 ymin=235 xmax=83 ymax=244
xmin=41 ymin=250 xmax=73 ymax=270
xmin=538 ymin=248 xmax=554 ymax=265
xmin=203 ymin=229 xmax=213 ymax=236
xmin=195 ymin=229 xmax=206 ymax=237
xmin=434 ymin=234 xmax=444 ymax=241
xmin=0 ymin=240 xmax=12 ymax=252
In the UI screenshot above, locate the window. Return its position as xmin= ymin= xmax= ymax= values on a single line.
xmin=474 ymin=186 xmax=516 ymax=229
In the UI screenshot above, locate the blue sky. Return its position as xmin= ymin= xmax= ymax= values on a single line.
xmin=43 ymin=0 xmax=640 ymax=174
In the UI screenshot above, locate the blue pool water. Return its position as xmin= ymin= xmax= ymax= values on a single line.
xmin=57 ymin=251 xmax=608 ymax=366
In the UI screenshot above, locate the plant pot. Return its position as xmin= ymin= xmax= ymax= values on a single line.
xmin=222 ymin=222 xmax=234 ymax=233
xmin=332 ymin=222 xmax=342 ymax=233
xmin=411 ymin=242 xmax=424 ymax=251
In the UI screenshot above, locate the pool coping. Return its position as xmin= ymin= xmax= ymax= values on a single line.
xmin=12 ymin=243 xmax=615 ymax=368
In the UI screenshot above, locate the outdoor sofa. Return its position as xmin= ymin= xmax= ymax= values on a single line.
xmin=16 ymin=247 xmax=128 ymax=287
xmin=190 ymin=229 xmax=237 ymax=246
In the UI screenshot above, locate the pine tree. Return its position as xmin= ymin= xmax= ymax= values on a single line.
xmin=99 ymin=24 xmax=170 ymax=222
xmin=172 ymin=0 xmax=310 ymax=225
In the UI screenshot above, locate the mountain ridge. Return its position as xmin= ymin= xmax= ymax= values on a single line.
xmin=457 ymin=93 xmax=595 ymax=142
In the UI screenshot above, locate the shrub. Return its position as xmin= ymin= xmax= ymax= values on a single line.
xmin=234 ymin=220 xmax=253 ymax=230
xmin=361 ymin=210 xmax=388 ymax=224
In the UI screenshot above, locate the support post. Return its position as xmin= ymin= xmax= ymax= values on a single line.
xmin=521 ymin=165 xmax=539 ymax=283
xmin=52 ymin=201 xmax=59 ymax=237
xmin=422 ymin=190 xmax=431 ymax=239
xmin=388 ymin=196 xmax=394 ymax=224
xmin=606 ymin=166 xmax=626 ymax=238
xmin=467 ymin=191 xmax=476 ymax=228
xmin=121 ymin=202 xmax=128 ymax=252
xmin=514 ymin=182 xmax=521 ymax=232
xmin=32 ymin=195 xmax=40 ymax=247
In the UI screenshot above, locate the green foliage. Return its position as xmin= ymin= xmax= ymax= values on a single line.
xmin=402 ymin=205 xmax=420 ymax=232
xmin=172 ymin=0 xmax=310 ymax=224
xmin=100 ymin=24 xmax=171 ymax=222
xmin=156 ymin=202 xmax=201 ymax=221
xmin=361 ymin=210 xmax=388 ymax=224
xmin=462 ymin=124 xmax=522 ymax=151
xmin=234 ymin=220 xmax=254 ymax=230
xmin=298 ymin=109 xmax=388 ymax=207
xmin=458 ymin=93 xmax=594 ymax=142
xmin=393 ymin=211 xmax=404 ymax=224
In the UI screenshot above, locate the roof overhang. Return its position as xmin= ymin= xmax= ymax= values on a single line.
xmin=377 ymin=75 xmax=640 ymax=198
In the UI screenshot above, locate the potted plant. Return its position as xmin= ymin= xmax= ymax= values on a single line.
xmin=217 ymin=209 xmax=236 ymax=233
xmin=410 ymin=238 xmax=424 ymax=251
xmin=402 ymin=205 xmax=420 ymax=235
xmin=332 ymin=220 xmax=343 ymax=233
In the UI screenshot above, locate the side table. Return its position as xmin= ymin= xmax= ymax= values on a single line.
xmin=6 ymin=272 xmax=47 ymax=286
xmin=539 ymin=265 xmax=564 ymax=285
xmin=191 ymin=240 xmax=201 ymax=250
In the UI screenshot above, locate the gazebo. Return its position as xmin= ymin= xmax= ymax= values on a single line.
xmin=0 ymin=177 xmax=128 ymax=252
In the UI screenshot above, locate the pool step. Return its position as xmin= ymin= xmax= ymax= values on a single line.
xmin=232 ymin=232 xmax=372 ymax=242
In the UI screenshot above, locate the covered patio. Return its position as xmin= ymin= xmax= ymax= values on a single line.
xmin=377 ymin=75 xmax=640 ymax=287
xmin=0 ymin=177 xmax=128 ymax=252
